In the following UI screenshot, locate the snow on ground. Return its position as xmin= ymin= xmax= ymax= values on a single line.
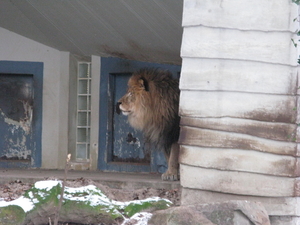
xmin=0 ymin=180 xmax=62 ymax=212
xmin=34 ymin=180 xmax=61 ymax=190
xmin=121 ymin=212 xmax=153 ymax=225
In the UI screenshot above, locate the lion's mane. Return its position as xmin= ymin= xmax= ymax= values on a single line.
xmin=117 ymin=68 xmax=180 ymax=155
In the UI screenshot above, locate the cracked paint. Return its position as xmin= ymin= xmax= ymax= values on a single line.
xmin=0 ymin=74 xmax=33 ymax=161
xmin=0 ymin=110 xmax=32 ymax=160
xmin=2 ymin=100 xmax=32 ymax=135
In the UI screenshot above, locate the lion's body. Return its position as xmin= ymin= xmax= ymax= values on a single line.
xmin=116 ymin=68 xmax=180 ymax=181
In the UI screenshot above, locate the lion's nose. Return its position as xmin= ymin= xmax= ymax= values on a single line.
xmin=116 ymin=102 xmax=122 ymax=114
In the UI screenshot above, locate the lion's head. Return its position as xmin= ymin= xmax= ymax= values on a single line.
xmin=116 ymin=73 xmax=152 ymax=131
xmin=116 ymin=68 xmax=180 ymax=151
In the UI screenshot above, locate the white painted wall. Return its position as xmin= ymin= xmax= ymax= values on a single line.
xmin=0 ymin=27 xmax=71 ymax=169
xmin=179 ymin=0 xmax=300 ymax=224
xmin=89 ymin=55 xmax=101 ymax=170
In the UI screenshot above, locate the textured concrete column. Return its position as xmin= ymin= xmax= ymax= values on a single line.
xmin=179 ymin=1 xmax=300 ymax=224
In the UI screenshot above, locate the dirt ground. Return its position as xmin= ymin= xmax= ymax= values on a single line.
xmin=0 ymin=177 xmax=181 ymax=206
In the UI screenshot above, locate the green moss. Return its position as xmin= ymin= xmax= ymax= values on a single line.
xmin=0 ymin=205 xmax=25 ymax=225
xmin=23 ymin=183 xmax=61 ymax=211
xmin=62 ymin=199 xmax=123 ymax=220
xmin=123 ymin=199 xmax=172 ymax=217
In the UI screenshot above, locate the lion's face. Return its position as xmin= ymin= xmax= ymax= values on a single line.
xmin=117 ymin=90 xmax=138 ymax=116
xmin=116 ymin=76 xmax=150 ymax=130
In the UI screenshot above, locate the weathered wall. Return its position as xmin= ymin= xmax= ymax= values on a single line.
xmin=89 ymin=55 xmax=101 ymax=170
xmin=179 ymin=0 xmax=300 ymax=224
xmin=0 ymin=27 xmax=74 ymax=169
xmin=67 ymin=54 xmax=79 ymax=163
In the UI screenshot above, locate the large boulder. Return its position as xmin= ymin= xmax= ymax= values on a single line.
xmin=149 ymin=200 xmax=270 ymax=225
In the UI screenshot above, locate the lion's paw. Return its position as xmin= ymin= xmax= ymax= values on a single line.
xmin=161 ymin=172 xmax=180 ymax=181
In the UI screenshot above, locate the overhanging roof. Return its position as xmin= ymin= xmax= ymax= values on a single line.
xmin=0 ymin=0 xmax=183 ymax=64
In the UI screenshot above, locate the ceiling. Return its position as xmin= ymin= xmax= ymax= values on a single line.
xmin=0 ymin=0 xmax=183 ymax=64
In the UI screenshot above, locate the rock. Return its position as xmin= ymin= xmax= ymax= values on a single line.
xmin=149 ymin=206 xmax=215 ymax=225
xmin=0 ymin=180 xmax=173 ymax=225
xmin=149 ymin=200 xmax=270 ymax=225
xmin=0 ymin=205 xmax=25 ymax=225
xmin=122 ymin=197 xmax=173 ymax=217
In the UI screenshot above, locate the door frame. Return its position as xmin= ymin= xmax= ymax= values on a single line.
xmin=0 ymin=61 xmax=43 ymax=168
xmin=98 ymin=57 xmax=181 ymax=173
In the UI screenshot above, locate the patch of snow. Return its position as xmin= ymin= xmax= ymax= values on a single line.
xmin=113 ymin=196 xmax=172 ymax=209
xmin=64 ymin=184 xmax=97 ymax=193
xmin=34 ymin=180 xmax=61 ymax=190
xmin=121 ymin=212 xmax=153 ymax=225
xmin=0 ymin=196 xmax=34 ymax=212
xmin=63 ymin=185 xmax=113 ymax=207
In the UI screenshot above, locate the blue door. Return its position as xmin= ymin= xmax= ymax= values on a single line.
xmin=0 ymin=61 xmax=43 ymax=168
xmin=98 ymin=57 xmax=181 ymax=173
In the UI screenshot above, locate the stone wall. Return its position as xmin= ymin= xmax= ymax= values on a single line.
xmin=179 ymin=0 xmax=300 ymax=223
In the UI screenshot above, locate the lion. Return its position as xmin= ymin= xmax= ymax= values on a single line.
xmin=116 ymin=68 xmax=180 ymax=181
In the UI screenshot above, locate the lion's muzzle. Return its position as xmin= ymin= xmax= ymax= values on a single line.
xmin=116 ymin=102 xmax=122 ymax=115
xmin=116 ymin=102 xmax=131 ymax=116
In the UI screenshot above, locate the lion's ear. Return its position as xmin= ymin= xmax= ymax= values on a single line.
xmin=138 ymin=78 xmax=149 ymax=91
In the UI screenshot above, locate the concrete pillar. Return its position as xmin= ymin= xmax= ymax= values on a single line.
xmin=179 ymin=0 xmax=300 ymax=223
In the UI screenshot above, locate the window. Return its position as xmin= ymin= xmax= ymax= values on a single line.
xmin=76 ymin=63 xmax=91 ymax=160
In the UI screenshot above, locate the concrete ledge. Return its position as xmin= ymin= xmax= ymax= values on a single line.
xmin=182 ymin=0 xmax=298 ymax=32
xmin=181 ymin=26 xmax=297 ymax=66
xmin=0 ymin=169 xmax=180 ymax=190
xmin=181 ymin=188 xmax=300 ymax=217
xmin=270 ymin=216 xmax=300 ymax=225
xmin=180 ymin=164 xmax=298 ymax=197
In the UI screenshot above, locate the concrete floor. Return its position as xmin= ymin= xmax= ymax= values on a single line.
xmin=0 ymin=168 xmax=180 ymax=190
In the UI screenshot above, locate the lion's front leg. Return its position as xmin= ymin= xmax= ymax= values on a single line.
xmin=161 ymin=143 xmax=180 ymax=181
